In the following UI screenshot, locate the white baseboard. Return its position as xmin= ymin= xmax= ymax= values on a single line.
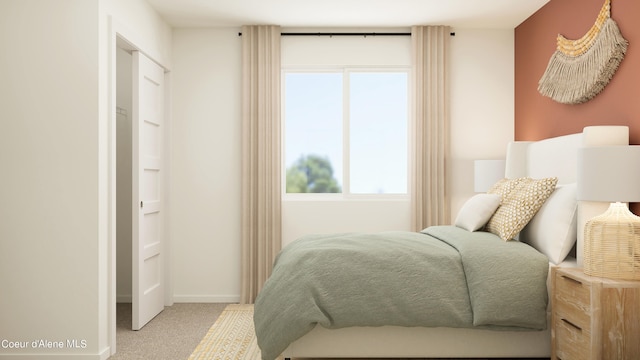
xmin=116 ymin=294 xmax=238 ymax=303
xmin=172 ymin=294 xmax=240 ymax=303
xmin=116 ymin=295 xmax=132 ymax=303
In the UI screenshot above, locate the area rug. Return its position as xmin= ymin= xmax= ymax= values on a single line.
xmin=188 ymin=304 xmax=282 ymax=360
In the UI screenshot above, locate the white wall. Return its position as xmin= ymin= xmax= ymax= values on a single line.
xmin=0 ymin=0 xmax=100 ymax=357
xmin=170 ymin=28 xmax=243 ymax=302
xmin=168 ymin=27 xmax=514 ymax=302
xmin=102 ymin=0 xmax=173 ymax=69
xmin=449 ymin=29 xmax=515 ymax=217
xmin=0 ymin=0 xmax=171 ymax=358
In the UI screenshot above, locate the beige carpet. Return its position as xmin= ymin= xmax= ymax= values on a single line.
xmin=111 ymin=303 xmax=228 ymax=360
xmin=188 ymin=304 xmax=282 ymax=360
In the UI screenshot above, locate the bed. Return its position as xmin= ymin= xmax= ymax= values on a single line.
xmin=254 ymin=126 xmax=629 ymax=360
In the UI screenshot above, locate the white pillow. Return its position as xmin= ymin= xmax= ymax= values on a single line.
xmin=520 ymin=183 xmax=577 ymax=264
xmin=455 ymin=193 xmax=502 ymax=232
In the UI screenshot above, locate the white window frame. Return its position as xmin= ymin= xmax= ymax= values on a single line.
xmin=282 ymin=66 xmax=411 ymax=200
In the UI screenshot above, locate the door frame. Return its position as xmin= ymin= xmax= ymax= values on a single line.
xmin=107 ymin=15 xmax=172 ymax=355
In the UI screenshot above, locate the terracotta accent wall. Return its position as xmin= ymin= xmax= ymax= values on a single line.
xmin=515 ymin=0 xmax=640 ymax=144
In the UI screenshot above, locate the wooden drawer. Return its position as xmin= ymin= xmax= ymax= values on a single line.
xmin=554 ymin=316 xmax=590 ymax=360
xmin=552 ymin=267 xmax=640 ymax=360
xmin=554 ymin=271 xmax=591 ymax=331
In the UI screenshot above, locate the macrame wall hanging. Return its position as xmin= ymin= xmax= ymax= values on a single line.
xmin=537 ymin=0 xmax=628 ymax=105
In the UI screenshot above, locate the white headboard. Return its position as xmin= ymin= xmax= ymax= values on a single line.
xmin=505 ymin=134 xmax=582 ymax=185
xmin=504 ymin=126 xmax=629 ymax=266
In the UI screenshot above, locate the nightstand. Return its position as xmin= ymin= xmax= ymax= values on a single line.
xmin=551 ymin=267 xmax=640 ymax=360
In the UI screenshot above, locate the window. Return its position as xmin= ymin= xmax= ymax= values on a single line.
xmin=284 ymin=68 xmax=409 ymax=195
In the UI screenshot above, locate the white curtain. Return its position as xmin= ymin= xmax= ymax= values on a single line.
xmin=240 ymin=25 xmax=282 ymax=304
xmin=411 ymin=25 xmax=451 ymax=231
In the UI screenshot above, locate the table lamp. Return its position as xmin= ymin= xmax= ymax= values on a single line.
xmin=474 ymin=159 xmax=505 ymax=193
xmin=577 ymin=146 xmax=640 ymax=280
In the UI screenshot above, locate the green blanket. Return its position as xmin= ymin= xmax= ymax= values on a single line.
xmin=254 ymin=226 xmax=549 ymax=360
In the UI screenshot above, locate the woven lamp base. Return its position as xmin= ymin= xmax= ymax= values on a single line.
xmin=584 ymin=202 xmax=640 ymax=280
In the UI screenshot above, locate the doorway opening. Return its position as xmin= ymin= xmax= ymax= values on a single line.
xmin=115 ymin=44 xmax=134 ymax=323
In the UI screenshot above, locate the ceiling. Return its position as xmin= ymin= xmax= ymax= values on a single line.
xmin=146 ymin=0 xmax=550 ymax=29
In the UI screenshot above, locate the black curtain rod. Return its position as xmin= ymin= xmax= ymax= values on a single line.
xmin=238 ymin=32 xmax=455 ymax=37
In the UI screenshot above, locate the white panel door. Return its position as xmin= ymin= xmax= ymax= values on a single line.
xmin=132 ymin=51 xmax=165 ymax=330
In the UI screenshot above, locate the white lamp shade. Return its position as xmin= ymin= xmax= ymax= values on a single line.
xmin=474 ymin=159 xmax=505 ymax=193
xmin=577 ymin=146 xmax=640 ymax=202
